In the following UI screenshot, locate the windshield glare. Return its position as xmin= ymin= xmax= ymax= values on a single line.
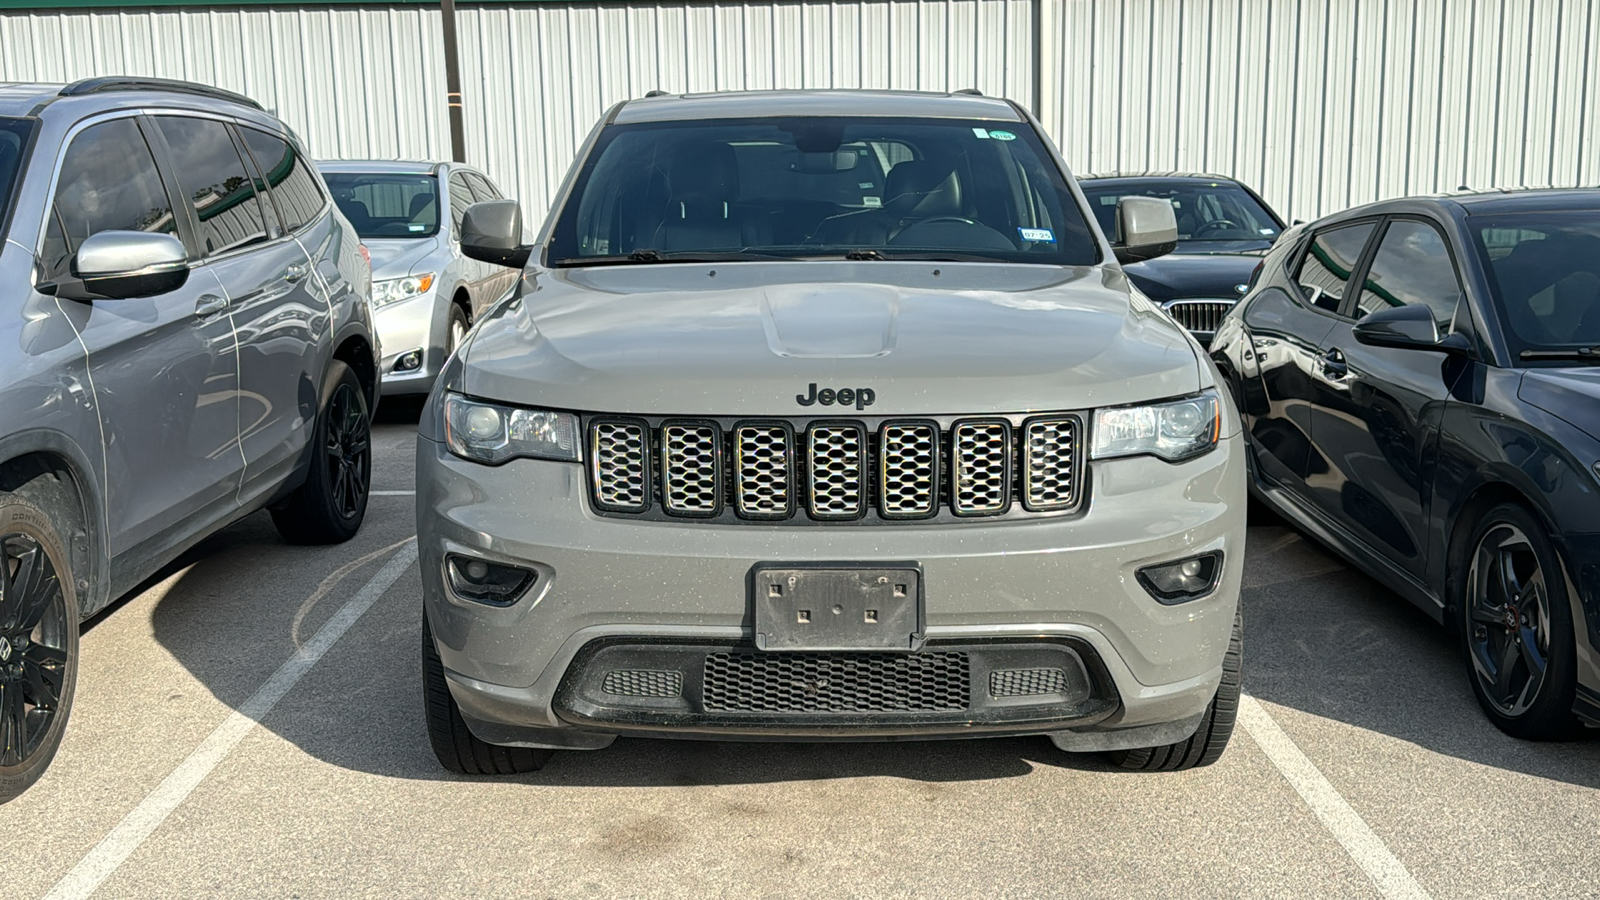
xmin=548 ymin=117 xmax=1100 ymax=266
xmin=324 ymin=173 xmax=440 ymax=239
xmin=0 ymin=117 xmax=34 ymax=241
xmin=1473 ymin=211 xmax=1600 ymax=353
xmin=1079 ymin=179 xmax=1280 ymax=243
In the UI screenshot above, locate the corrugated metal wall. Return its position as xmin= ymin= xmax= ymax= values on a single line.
xmin=3 ymin=1 xmax=1598 ymax=224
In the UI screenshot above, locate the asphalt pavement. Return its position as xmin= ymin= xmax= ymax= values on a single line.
xmin=4 ymin=411 xmax=1598 ymax=899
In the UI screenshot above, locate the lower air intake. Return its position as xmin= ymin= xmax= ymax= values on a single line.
xmin=989 ymin=667 xmax=1069 ymax=697
xmin=702 ymin=651 xmax=970 ymax=712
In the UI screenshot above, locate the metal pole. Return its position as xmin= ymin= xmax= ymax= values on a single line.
xmin=441 ymin=0 xmax=467 ymax=163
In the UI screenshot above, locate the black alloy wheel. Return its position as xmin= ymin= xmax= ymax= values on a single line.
xmin=1460 ymin=505 xmax=1580 ymax=740
xmin=325 ymin=380 xmax=371 ymax=521
xmin=0 ymin=495 xmax=78 ymax=803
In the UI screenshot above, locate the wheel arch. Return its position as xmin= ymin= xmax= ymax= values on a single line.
xmin=331 ymin=329 xmax=378 ymax=412
xmin=0 ymin=432 xmax=105 ymax=618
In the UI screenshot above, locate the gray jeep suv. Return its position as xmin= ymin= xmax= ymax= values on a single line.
xmin=0 ymin=78 xmax=377 ymax=801
xmin=416 ymin=90 xmax=1245 ymax=773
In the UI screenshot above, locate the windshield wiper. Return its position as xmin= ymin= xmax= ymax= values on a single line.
xmin=549 ymin=248 xmax=795 ymax=267
xmin=1519 ymin=346 xmax=1600 ymax=362
xmin=843 ymin=249 xmax=885 ymax=260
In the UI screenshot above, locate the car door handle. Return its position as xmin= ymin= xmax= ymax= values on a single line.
xmin=1320 ymin=348 xmax=1348 ymax=379
xmin=195 ymin=294 xmax=229 ymax=318
xmin=284 ymin=263 xmax=309 ymax=283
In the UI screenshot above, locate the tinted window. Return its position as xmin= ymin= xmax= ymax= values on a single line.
xmin=1080 ymin=179 xmax=1281 ymax=243
xmin=464 ymin=172 xmax=501 ymax=203
xmin=0 ymin=117 xmax=33 ymax=241
xmin=239 ymin=127 xmax=325 ymax=233
xmin=447 ymin=172 xmax=473 ymax=234
xmin=324 ymin=172 xmax=440 ymax=239
xmin=40 ymin=118 xmax=178 ymax=279
xmin=155 ymin=117 xmax=268 ymax=257
xmin=547 ymin=116 xmax=1099 ymax=266
xmin=1294 ymin=222 xmax=1375 ymax=312
xmin=1354 ymin=220 xmax=1462 ymax=325
xmin=1471 ymin=211 xmax=1600 ymax=349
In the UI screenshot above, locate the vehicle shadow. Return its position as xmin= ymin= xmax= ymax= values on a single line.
xmin=1242 ymin=513 xmax=1600 ymax=790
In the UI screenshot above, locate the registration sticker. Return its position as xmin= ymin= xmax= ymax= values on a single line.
xmin=1019 ymin=227 xmax=1056 ymax=243
xmin=972 ymin=127 xmax=992 ymax=139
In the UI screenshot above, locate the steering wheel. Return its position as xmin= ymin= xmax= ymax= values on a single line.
xmin=1193 ymin=219 xmax=1241 ymax=238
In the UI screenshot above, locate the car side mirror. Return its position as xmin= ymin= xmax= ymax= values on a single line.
xmin=1112 ymin=196 xmax=1179 ymax=265
xmin=39 ymin=231 xmax=189 ymax=302
xmin=1352 ymin=304 xmax=1471 ymax=354
xmin=461 ymin=200 xmax=533 ymax=269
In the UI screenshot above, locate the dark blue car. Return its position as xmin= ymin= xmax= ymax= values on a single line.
xmin=1210 ymin=188 xmax=1600 ymax=740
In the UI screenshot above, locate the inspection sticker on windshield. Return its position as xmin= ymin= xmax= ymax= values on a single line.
xmin=1019 ymin=227 xmax=1055 ymax=243
xmin=972 ymin=127 xmax=992 ymax=139
xmin=988 ymin=130 xmax=1018 ymax=141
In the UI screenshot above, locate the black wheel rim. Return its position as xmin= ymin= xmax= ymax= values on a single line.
xmin=325 ymin=383 xmax=371 ymax=520
xmin=0 ymin=532 xmax=69 ymax=767
xmin=1466 ymin=523 xmax=1551 ymax=718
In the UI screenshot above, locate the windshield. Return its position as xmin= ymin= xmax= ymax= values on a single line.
xmin=1079 ymin=179 xmax=1281 ymax=244
xmin=323 ymin=172 xmax=440 ymax=239
xmin=0 ymin=117 xmax=34 ymax=241
xmin=547 ymin=116 xmax=1099 ymax=266
xmin=1472 ymin=210 xmax=1600 ymax=357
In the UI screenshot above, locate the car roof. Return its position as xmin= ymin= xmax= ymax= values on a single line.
xmin=1315 ymin=188 xmax=1600 ymax=225
xmin=0 ymin=80 xmax=289 ymax=135
xmin=1079 ymin=172 xmax=1243 ymax=184
xmin=0 ymin=83 xmax=61 ymax=117
xmin=611 ymin=89 xmax=1024 ymax=124
xmin=317 ymin=159 xmax=445 ymax=175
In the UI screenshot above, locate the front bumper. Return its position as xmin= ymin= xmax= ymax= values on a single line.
xmin=374 ymin=292 xmax=443 ymax=395
xmin=417 ymin=431 xmax=1246 ymax=748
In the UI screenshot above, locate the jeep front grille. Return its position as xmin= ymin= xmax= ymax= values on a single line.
xmin=586 ymin=414 xmax=1082 ymax=523
xmin=1164 ymin=299 xmax=1235 ymax=334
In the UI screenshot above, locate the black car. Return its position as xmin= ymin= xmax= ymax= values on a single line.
xmin=1080 ymin=173 xmax=1285 ymax=344
xmin=1210 ymin=189 xmax=1600 ymax=740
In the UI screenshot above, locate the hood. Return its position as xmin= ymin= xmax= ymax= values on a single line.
xmin=363 ymin=236 xmax=443 ymax=280
xmin=1123 ymin=249 xmax=1265 ymax=303
xmin=1519 ymin=368 xmax=1600 ymax=441
xmin=459 ymin=261 xmax=1201 ymax=416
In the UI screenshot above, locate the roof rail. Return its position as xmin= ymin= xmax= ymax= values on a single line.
xmin=953 ymin=88 xmax=984 ymax=96
xmin=643 ymin=89 xmax=671 ymax=98
xmin=59 ymin=76 xmax=264 ymax=111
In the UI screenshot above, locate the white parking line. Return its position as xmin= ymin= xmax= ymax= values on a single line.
xmin=44 ymin=541 xmax=419 ymax=900
xmin=1239 ymin=695 xmax=1431 ymax=900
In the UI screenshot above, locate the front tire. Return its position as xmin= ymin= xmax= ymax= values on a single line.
xmin=1108 ymin=610 xmax=1242 ymax=771
xmin=1459 ymin=504 xmax=1581 ymax=741
xmin=0 ymin=494 xmax=79 ymax=803
xmin=446 ymin=302 xmax=470 ymax=359
xmin=271 ymin=361 xmax=371 ymax=545
xmin=421 ymin=615 xmax=550 ymax=775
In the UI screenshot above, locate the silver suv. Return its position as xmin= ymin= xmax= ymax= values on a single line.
xmin=0 ymin=78 xmax=377 ymax=801
xmin=416 ymin=90 xmax=1245 ymax=773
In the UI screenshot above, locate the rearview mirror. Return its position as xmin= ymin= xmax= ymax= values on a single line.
xmin=1112 ymin=196 xmax=1179 ymax=265
xmin=461 ymin=200 xmax=533 ymax=269
xmin=40 ymin=231 xmax=189 ymax=301
xmin=1352 ymin=304 xmax=1470 ymax=354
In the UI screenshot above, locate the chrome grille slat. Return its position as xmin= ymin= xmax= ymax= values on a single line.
xmin=590 ymin=420 xmax=649 ymax=512
xmin=1165 ymin=300 xmax=1235 ymax=334
xmin=952 ymin=420 xmax=1011 ymax=515
xmin=806 ymin=423 xmax=866 ymax=519
xmin=1023 ymin=417 xmax=1079 ymax=511
xmin=734 ymin=423 xmax=793 ymax=518
xmin=879 ymin=422 xmax=938 ymax=518
xmin=661 ymin=422 xmax=721 ymax=515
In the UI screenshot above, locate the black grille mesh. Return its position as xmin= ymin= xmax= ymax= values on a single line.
xmin=702 ymin=651 xmax=970 ymax=712
xmin=989 ymin=667 xmax=1069 ymax=697
xmin=601 ymin=669 xmax=684 ymax=698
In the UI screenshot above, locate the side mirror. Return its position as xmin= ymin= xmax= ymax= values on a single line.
xmin=40 ymin=231 xmax=189 ymax=301
xmin=461 ymin=200 xmax=533 ymax=269
xmin=1112 ymin=196 xmax=1179 ymax=265
xmin=1352 ymin=304 xmax=1471 ymax=354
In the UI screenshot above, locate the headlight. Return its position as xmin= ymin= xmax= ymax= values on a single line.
xmin=443 ymin=394 xmax=580 ymax=465
xmin=372 ymin=273 xmax=435 ymax=308
xmin=1091 ymin=390 xmax=1220 ymax=462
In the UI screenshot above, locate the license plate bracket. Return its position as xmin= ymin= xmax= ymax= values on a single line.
xmin=750 ymin=562 xmax=924 ymax=652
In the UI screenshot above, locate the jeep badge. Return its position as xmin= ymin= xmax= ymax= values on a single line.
xmin=796 ymin=383 xmax=876 ymax=410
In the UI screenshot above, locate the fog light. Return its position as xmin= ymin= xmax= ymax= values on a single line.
xmin=1137 ymin=552 xmax=1223 ymax=604
xmin=446 ymin=554 xmax=536 ymax=606
xmin=394 ymin=349 xmax=423 ymax=372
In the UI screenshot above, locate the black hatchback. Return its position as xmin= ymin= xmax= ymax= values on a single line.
xmin=1209 ymin=189 xmax=1600 ymax=740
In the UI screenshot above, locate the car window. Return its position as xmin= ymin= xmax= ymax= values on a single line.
xmin=1294 ymin=222 xmax=1375 ymax=314
xmin=448 ymin=172 xmax=473 ymax=236
xmin=464 ymin=172 xmax=500 ymax=203
xmin=547 ymin=116 xmax=1099 ymax=266
xmin=39 ymin=117 xmax=179 ymax=280
xmin=0 ymin=117 xmax=33 ymax=243
xmin=154 ymin=116 xmax=269 ymax=257
xmin=1471 ymin=211 xmax=1600 ymax=350
xmin=1079 ymin=179 xmax=1281 ymax=242
xmin=1352 ymin=220 xmax=1463 ymax=326
xmin=238 ymin=127 xmax=325 ymax=233
xmin=324 ymin=172 xmax=440 ymax=239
